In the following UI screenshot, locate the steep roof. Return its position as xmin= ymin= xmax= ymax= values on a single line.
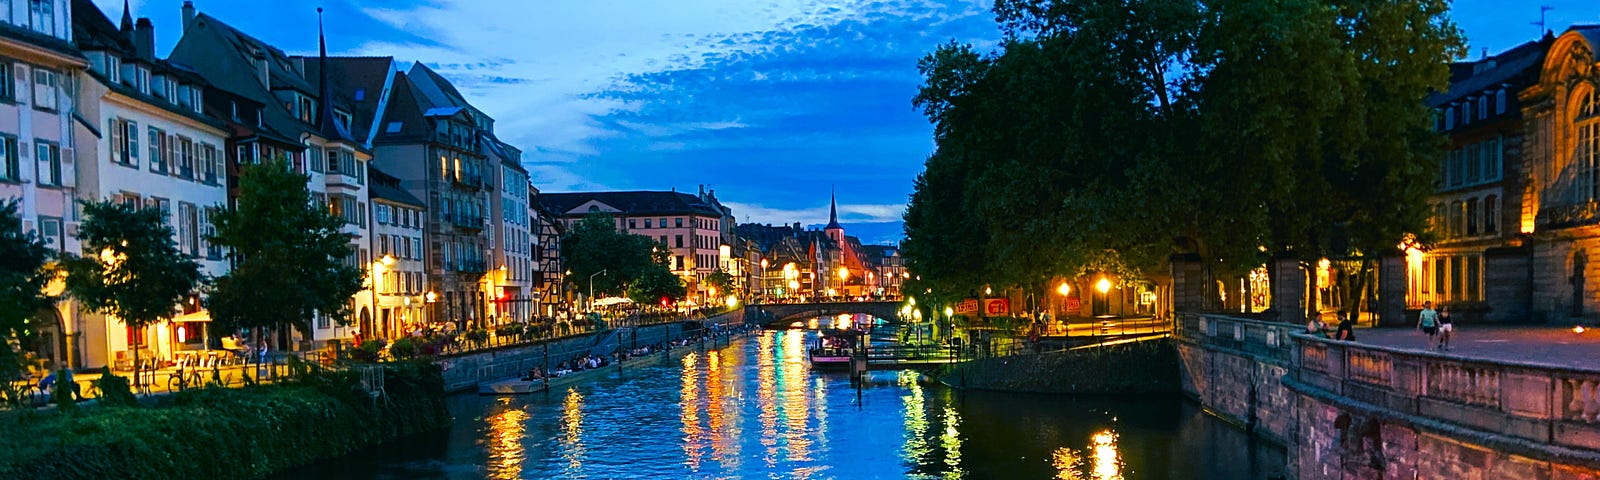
xmin=302 ymin=56 xmax=392 ymax=144
xmin=374 ymin=70 xmax=434 ymax=143
xmin=1428 ymin=36 xmax=1550 ymax=106
xmin=540 ymin=191 xmax=726 ymax=217
xmin=169 ymin=12 xmax=311 ymax=145
xmin=71 ymin=0 xmax=226 ymax=131
xmin=368 ymin=167 xmax=425 ymax=207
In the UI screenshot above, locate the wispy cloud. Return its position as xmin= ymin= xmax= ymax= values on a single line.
xmin=722 ymin=201 xmax=904 ymax=226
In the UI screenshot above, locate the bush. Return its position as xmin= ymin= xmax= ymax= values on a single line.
xmin=465 ymin=328 xmax=489 ymax=345
xmin=389 ymin=337 xmax=420 ymax=360
xmin=494 ymin=323 xmax=524 ymax=338
xmin=91 ymin=367 xmax=136 ymax=407
xmin=350 ymin=339 xmax=386 ymax=363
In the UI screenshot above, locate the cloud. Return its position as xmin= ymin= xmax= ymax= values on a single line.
xmin=722 ymin=201 xmax=904 ymax=226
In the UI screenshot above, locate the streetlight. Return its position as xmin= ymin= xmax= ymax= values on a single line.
xmin=425 ymin=290 xmax=437 ymax=327
xmin=588 ymin=269 xmax=608 ymax=312
xmin=1057 ymin=282 xmax=1071 ymax=296
xmin=1096 ymin=277 xmax=1111 ymax=316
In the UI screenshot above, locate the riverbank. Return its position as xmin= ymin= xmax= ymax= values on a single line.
xmin=940 ymin=338 xmax=1180 ymax=394
xmin=0 ymin=362 xmax=449 ymax=480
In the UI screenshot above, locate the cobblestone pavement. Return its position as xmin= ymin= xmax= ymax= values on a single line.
xmin=1356 ymin=325 xmax=1600 ymax=369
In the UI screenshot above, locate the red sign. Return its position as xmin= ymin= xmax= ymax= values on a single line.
xmin=1065 ymin=296 xmax=1081 ymax=313
xmin=983 ymin=298 xmax=1009 ymax=316
xmin=954 ymin=298 xmax=980 ymax=315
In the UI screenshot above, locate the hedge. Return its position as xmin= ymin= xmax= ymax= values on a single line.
xmin=0 ymin=362 xmax=450 ymax=479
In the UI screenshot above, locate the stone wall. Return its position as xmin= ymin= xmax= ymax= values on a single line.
xmin=436 ymin=322 xmax=694 ymax=392
xmin=943 ymin=340 xmax=1178 ymax=394
xmin=1174 ymin=313 xmax=1300 ymax=448
xmin=1484 ymin=246 xmax=1531 ymax=323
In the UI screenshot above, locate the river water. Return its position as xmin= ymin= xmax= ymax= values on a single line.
xmin=277 ymin=327 xmax=1287 ymax=479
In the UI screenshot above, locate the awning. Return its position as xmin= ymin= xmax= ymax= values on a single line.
xmin=172 ymin=311 xmax=211 ymax=323
xmin=594 ymin=297 xmax=633 ymax=306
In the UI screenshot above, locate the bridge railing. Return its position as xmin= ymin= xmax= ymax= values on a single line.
xmin=1294 ymin=333 xmax=1600 ymax=451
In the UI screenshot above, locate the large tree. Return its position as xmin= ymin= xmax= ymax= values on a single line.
xmin=62 ymin=201 xmax=203 ymax=384
xmin=904 ymin=0 xmax=1463 ymax=314
xmin=627 ymin=265 xmax=688 ymax=308
xmin=207 ymin=158 xmax=364 ymax=337
xmin=560 ymin=213 xmax=669 ymax=299
xmin=0 ymin=199 xmax=53 ymax=386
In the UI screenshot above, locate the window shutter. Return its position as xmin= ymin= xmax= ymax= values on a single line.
xmin=60 ymin=146 xmax=73 ymax=187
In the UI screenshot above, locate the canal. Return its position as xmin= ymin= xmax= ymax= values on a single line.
xmin=277 ymin=327 xmax=1287 ymax=479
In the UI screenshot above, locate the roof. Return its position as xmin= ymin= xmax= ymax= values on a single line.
xmin=368 ymin=167 xmax=425 ymax=207
xmin=71 ymin=0 xmax=228 ymax=132
xmin=304 ymin=56 xmax=393 ymax=144
xmin=170 ymin=12 xmax=313 ymax=144
xmin=540 ymin=191 xmax=727 ymax=217
xmin=1428 ymin=36 xmax=1550 ymax=106
xmin=0 ymin=15 xmax=83 ymax=63
xmin=374 ymin=71 xmax=434 ymax=143
xmin=424 ymin=106 xmax=464 ymax=117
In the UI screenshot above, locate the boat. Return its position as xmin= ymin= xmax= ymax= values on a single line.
xmin=808 ymin=328 xmax=859 ymax=371
xmin=476 ymin=333 xmax=737 ymax=395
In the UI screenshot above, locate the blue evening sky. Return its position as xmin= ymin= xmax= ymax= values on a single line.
xmin=101 ymin=0 xmax=1596 ymax=245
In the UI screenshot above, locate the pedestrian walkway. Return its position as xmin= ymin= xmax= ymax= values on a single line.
xmin=1356 ymin=325 xmax=1600 ymax=369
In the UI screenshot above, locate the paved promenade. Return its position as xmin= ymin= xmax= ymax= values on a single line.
xmin=1356 ymin=325 xmax=1600 ymax=369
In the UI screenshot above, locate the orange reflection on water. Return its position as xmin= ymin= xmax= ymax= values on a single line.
xmin=706 ymin=349 xmax=743 ymax=470
xmin=781 ymin=329 xmax=813 ymax=461
xmin=559 ymin=387 xmax=585 ymax=475
xmin=1051 ymin=429 xmax=1123 ymax=480
xmin=680 ymin=352 xmax=705 ymax=472
xmin=757 ymin=331 xmax=779 ymax=468
xmin=485 ymin=399 xmax=528 ymax=480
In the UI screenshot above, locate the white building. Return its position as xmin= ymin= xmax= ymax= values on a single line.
xmin=368 ymin=168 xmax=427 ymax=339
xmin=489 ymin=143 xmax=531 ymax=325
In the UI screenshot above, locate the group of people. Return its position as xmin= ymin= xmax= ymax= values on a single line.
xmin=1305 ymin=301 xmax=1456 ymax=350
xmin=1306 ymin=312 xmax=1359 ymax=341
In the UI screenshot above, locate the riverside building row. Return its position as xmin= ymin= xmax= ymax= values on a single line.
xmin=5 ymin=0 xmax=567 ymax=372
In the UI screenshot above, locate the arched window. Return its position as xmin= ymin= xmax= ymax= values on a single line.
xmin=1495 ymin=88 xmax=1507 ymax=114
xmin=1466 ymin=197 xmax=1480 ymax=236
xmin=1578 ymin=88 xmax=1600 ymax=203
xmin=1484 ymin=195 xmax=1498 ymax=234
xmin=1450 ymin=200 xmax=1465 ymax=238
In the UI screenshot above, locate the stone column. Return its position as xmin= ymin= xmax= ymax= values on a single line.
xmin=1483 ymin=246 xmax=1531 ymax=323
xmin=1273 ymin=255 xmax=1306 ymax=324
xmin=1377 ymin=254 xmax=1407 ymax=327
xmin=1170 ymin=253 xmax=1204 ymax=313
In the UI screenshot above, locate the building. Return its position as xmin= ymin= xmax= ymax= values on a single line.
xmin=0 ymin=0 xmax=91 ymax=369
xmin=368 ymin=63 xmax=494 ymax=329
xmin=531 ymin=188 xmax=564 ymax=317
xmin=69 ymin=0 xmax=230 ymax=368
xmin=540 ymin=187 xmax=734 ymax=306
xmin=170 ymin=4 xmax=374 ymax=347
xmin=487 ymin=139 xmax=532 ymax=325
xmin=367 ymin=167 xmax=426 ymax=339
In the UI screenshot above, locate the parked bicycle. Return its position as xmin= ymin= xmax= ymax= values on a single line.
xmin=166 ymin=356 xmax=207 ymax=392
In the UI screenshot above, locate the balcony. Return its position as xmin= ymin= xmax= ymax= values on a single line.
xmin=1537 ymin=201 xmax=1600 ymax=230
xmin=451 ymin=173 xmax=483 ymax=190
xmin=452 ymin=214 xmax=484 ymax=231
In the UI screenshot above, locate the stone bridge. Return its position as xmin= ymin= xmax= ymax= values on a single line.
xmin=749 ymin=301 xmax=902 ymax=325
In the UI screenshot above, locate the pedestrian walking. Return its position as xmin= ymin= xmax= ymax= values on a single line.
xmin=1437 ymin=305 xmax=1453 ymax=351
xmin=1418 ymin=301 xmax=1440 ymax=347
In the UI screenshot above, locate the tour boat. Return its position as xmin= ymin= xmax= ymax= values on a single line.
xmin=808 ymin=329 xmax=857 ymax=371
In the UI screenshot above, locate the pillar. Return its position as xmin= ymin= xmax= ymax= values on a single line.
xmin=1273 ymin=255 xmax=1306 ymax=324
xmin=1170 ymin=253 xmax=1204 ymax=313
xmin=1377 ymin=254 xmax=1407 ymax=327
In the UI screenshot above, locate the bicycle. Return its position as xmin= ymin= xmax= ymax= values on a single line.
xmin=166 ymin=358 xmax=206 ymax=393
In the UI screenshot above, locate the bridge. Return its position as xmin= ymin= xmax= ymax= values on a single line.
xmin=749 ymin=301 xmax=902 ymax=326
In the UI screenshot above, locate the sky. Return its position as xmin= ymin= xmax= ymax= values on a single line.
xmin=96 ymin=0 xmax=1600 ymax=246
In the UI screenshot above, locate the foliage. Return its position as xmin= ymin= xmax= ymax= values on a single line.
xmin=61 ymin=201 xmax=203 ymax=374
xmin=494 ymin=323 xmax=524 ymax=338
xmin=0 ymin=363 xmax=449 ymax=480
xmin=388 ymin=336 xmax=420 ymax=360
xmin=207 ymin=158 xmax=365 ymax=335
xmin=350 ymin=339 xmax=385 ymax=363
xmin=904 ymin=0 xmax=1464 ymax=308
xmin=627 ymin=265 xmax=688 ymax=307
xmin=465 ymin=328 xmax=489 ymax=345
xmin=90 ymin=368 xmax=136 ymax=407
xmin=560 ymin=213 xmax=671 ymax=298
xmin=0 ymin=199 xmax=53 ymax=384
xmin=705 ymin=268 xmax=735 ymax=296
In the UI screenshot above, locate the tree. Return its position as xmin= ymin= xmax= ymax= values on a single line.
xmin=705 ymin=268 xmax=735 ymax=297
xmin=207 ymin=158 xmax=364 ymax=337
xmin=904 ymin=0 xmax=1463 ymax=315
xmin=560 ymin=213 xmax=666 ymax=298
xmin=0 ymin=199 xmax=53 ymax=388
xmin=627 ymin=265 xmax=687 ymax=307
xmin=62 ymin=201 xmax=203 ymax=385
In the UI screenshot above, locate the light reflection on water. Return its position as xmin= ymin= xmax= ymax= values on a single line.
xmin=272 ymin=324 xmax=1289 ymax=480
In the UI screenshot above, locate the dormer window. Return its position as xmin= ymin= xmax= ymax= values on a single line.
xmin=151 ymin=75 xmax=166 ymax=99
xmin=296 ymin=93 xmax=315 ymax=123
xmin=106 ymin=55 xmax=120 ymax=84
xmin=28 ymin=0 xmax=53 ymax=37
xmin=334 ymin=109 xmax=352 ymax=131
xmin=136 ymin=66 xmax=150 ymax=94
xmin=190 ymin=88 xmax=202 ymax=114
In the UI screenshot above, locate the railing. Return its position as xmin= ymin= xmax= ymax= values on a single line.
xmin=1173 ymin=312 xmax=1297 ymax=364
xmin=1293 ymin=334 xmax=1600 ymax=450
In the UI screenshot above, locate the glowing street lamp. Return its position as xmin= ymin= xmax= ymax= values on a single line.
xmin=1096 ymin=278 xmax=1112 ymax=294
xmin=1057 ymin=282 xmax=1071 ymax=296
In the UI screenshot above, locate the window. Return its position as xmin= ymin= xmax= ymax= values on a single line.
xmin=1466 ymin=197 xmax=1479 ymax=236
xmin=1462 ymin=100 xmax=1472 ymax=125
xmin=28 ymin=0 xmax=52 ymax=36
xmin=1465 ymin=143 xmax=1480 ymax=184
xmin=37 ymin=215 xmax=59 ymax=250
xmin=108 ymin=118 xmax=138 ymax=167
xmin=204 ymin=207 xmax=220 ymax=259
xmin=177 ymin=202 xmax=199 ymax=257
xmin=1579 ymin=91 xmax=1600 ymax=204
xmin=1495 ymin=88 xmax=1507 ymax=114
xmin=176 ymin=136 xmax=194 ymax=179
xmin=0 ymin=62 xmax=13 ymax=102
xmin=35 ymin=140 xmax=59 ymax=186
xmin=0 ymin=135 xmax=16 ymax=181
xmin=675 ymin=218 xmax=683 ymax=228
xmin=31 ymin=67 xmax=56 ymax=110
xmin=675 ymin=235 xmax=683 ymax=248
xmin=1484 ymin=195 xmax=1498 ymax=234
xmin=1478 ymin=96 xmax=1488 ymax=120
xmin=1445 ymin=105 xmax=1455 ymax=130
xmin=1448 ymin=200 xmax=1463 ymax=238
xmin=201 ymin=143 xmax=218 ymax=184
xmin=645 ymin=219 xmax=653 ymax=228
xmin=148 ymin=127 xmax=169 ymax=174
xmin=309 ymin=147 xmax=324 ymax=173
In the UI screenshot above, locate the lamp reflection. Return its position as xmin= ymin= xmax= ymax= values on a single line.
xmin=680 ymin=352 xmax=704 ymax=471
xmin=757 ymin=332 xmax=778 ymax=469
xmin=485 ymin=400 xmax=528 ymax=480
xmin=560 ymin=387 xmax=585 ymax=475
xmin=782 ymin=329 xmax=812 ymax=461
xmin=1051 ymin=429 xmax=1123 ymax=480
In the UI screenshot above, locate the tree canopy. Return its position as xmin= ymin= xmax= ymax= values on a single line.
xmin=206 ymin=159 xmax=364 ymax=334
xmin=62 ymin=201 xmax=203 ymax=341
xmin=903 ymin=0 xmax=1464 ymax=303
xmin=0 ymin=199 xmax=53 ymax=377
xmin=560 ymin=213 xmax=673 ymax=298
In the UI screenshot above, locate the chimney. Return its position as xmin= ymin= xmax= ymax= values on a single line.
xmin=698 ymin=184 xmax=705 ymax=197
xmin=181 ymin=1 xmax=195 ymax=31
xmin=134 ymin=18 xmax=155 ymax=59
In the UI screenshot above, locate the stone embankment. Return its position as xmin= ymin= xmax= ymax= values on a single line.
xmin=940 ymin=340 xmax=1179 ymax=394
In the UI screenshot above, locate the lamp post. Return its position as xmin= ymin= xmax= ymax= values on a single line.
xmin=1096 ymin=277 xmax=1112 ymax=316
xmin=837 ymin=266 xmax=849 ymax=301
xmin=588 ymin=269 xmax=607 ymax=312
xmin=425 ymin=290 xmax=438 ymax=328
xmin=760 ymin=258 xmax=769 ymax=302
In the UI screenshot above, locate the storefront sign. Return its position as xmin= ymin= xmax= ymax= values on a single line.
xmin=954 ymin=298 xmax=980 ymax=314
xmin=983 ymin=298 xmax=1009 ymax=316
xmin=1065 ymin=296 xmax=1081 ymax=313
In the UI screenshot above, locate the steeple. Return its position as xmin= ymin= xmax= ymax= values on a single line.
xmin=119 ymin=0 xmax=134 ymax=34
xmin=315 ymin=8 xmax=354 ymax=143
xmin=825 ymin=187 xmax=843 ymax=231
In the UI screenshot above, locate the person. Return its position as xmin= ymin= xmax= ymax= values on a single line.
xmin=1437 ymin=305 xmax=1453 ymax=351
xmin=1306 ymin=315 xmax=1329 ymax=338
xmin=1335 ymin=313 xmax=1356 ymax=342
xmin=1418 ymin=301 xmax=1440 ymax=347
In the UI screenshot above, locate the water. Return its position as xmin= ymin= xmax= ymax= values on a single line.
xmin=277 ymin=329 xmax=1287 ymax=479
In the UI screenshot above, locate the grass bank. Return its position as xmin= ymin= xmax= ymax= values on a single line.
xmin=0 ymin=362 xmax=449 ymax=480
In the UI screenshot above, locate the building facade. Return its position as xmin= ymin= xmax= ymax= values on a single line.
xmin=540 ymin=188 xmax=733 ymax=307
xmin=488 ymin=142 xmax=531 ymax=325
xmin=367 ymin=168 xmax=426 ymax=339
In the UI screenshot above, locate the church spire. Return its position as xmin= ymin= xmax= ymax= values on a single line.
xmin=315 ymin=7 xmax=354 ymax=142
xmin=119 ymin=0 xmax=134 ymax=33
xmin=825 ymin=187 xmax=843 ymax=231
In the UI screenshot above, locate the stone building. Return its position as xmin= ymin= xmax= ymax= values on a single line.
xmin=540 ymin=188 xmax=733 ymax=306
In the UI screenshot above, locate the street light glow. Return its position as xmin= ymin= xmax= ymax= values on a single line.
xmin=838 ymin=266 xmax=849 ymax=281
xmin=944 ymin=306 xmax=953 ymax=317
xmin=1096 ymin=278 xmax=1111 ymax=294
xmin=1057 ymin=282 xmax=1071 ymax=296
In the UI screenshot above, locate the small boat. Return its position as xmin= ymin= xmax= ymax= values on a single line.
xmin=808 ymin=329 xmax=859 ymax=371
